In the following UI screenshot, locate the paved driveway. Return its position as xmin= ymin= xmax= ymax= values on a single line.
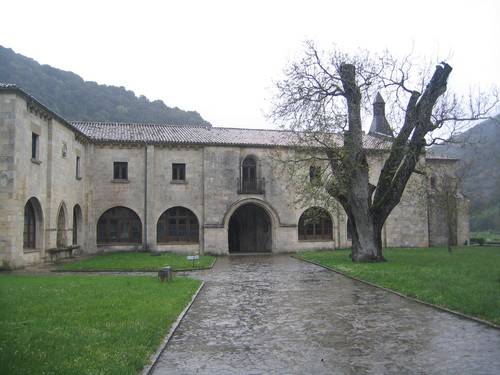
xmin=152 ymin=255 xmax=500 ymax=375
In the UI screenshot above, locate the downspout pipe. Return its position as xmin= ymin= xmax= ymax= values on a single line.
xmin=144 ymin=142 xmax=148 ymax=251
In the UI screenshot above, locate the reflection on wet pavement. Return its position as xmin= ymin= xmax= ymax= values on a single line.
xmin=152 ymin=255 xmax=500 ymax=375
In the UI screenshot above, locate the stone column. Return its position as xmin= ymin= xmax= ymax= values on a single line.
xmin=145 ymin=144 xmax=156 ymax=251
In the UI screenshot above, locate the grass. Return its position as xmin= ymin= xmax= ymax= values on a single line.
xmin=471 ymin=230 xmax=500 ymax=243
xmin=0 ymin=274 xmax=201 ymax=375
xmin=296 ymin=246 xmax=500 ymax=325
xmin=58 ymin=251 xmax=215 ymax=272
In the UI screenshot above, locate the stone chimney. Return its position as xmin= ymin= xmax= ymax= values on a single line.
xmin=369 ymin=92 xmax=393 ymax=137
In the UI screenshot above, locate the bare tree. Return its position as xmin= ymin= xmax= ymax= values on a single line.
xmin=270 ymin=42 xmax=498 ymax=262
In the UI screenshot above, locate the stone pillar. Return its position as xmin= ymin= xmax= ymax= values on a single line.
xmin=204 ymin=226 xmax=228 ymax=255
xmin=44 ymin=118 xmax=55 ymax=250
xmin=85 ymin=143 xmax=97 ymax=253
xmin=145 ymin=144 xmax=157 ymax=250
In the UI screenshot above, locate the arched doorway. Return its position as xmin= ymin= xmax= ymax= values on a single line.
xmin=228 ymin=203 xmax=271 ymax=253
xmin=56 ymin=203 xmax=68 ymax=248
xmin=72 ymin=204 xmax=83 ymax=245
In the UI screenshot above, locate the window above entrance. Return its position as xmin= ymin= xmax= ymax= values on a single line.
xmin=113 ymin=162 xmax=128 ymax=180
xmin=238 ymin=156 xmax=265 ymax=194
xmin=172 ymin=163 xmax=186 ymax=182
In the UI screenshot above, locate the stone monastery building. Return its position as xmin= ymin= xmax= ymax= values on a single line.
xmin=0 ymin=84 xmax=469 ymax=268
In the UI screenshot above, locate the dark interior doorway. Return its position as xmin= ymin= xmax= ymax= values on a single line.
xmin=228 ymin=204 xmax=272 ymax=253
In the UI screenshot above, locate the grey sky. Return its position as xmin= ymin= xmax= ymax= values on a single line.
xmin=1 ymin=0 xmax=499 ymax=129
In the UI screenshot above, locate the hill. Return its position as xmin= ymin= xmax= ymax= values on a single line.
xmin=0 ymin=46 xmax=208 ymax=125
xmin=431 ymin=115 xmax=500 ymax=231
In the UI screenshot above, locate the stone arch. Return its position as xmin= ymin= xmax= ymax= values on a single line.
xmin=72 ymin=204 xmax=83 ymax=245
xmin=56 ymin=202 xmax=68 ymax=247
xmin=157 ymin=206 xmax=199 ymax=244
xmin=298 ymin=207 xmax=333 ymax=241
xmin=95 ymin=203 xmax=143 ymax=224
xmin=241 ymin=153 xmax=259 ymax=168
xmin=224 ymin=198 xmax=279 ymax=253
xmin=223 ymin=198 xmax=281 ymax=229
xmin=23 ymin=197 xmax=44 ymax=250
xmin=96 ymin=206 xmax=142 ymax=244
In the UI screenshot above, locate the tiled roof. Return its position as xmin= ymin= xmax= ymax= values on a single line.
xmin=0 ymin=83 xmax=17 ymax=89
xmin=1 ymin=83 xmax=390 ymax=150
xmin=70 ymin=121 xmax=391 ymax=149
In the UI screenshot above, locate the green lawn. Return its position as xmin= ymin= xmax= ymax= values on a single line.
xmin=296 ymin=246 xmax=500 ymax=325
xmin=59 ymin=251 xmax=215 ymax=271
xmin=471 ymin=230 xmax=500 ymax=243
xmin=0 ymin=274 xmax=201 ymax=375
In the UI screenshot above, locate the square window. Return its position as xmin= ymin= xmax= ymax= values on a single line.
xmin=31 ymin=133 xmax=39 ymax=160
xmin=172 ymin=163 xmax=186 ymax=181
xmin=113 ymin=162 xmax=128 ymax=180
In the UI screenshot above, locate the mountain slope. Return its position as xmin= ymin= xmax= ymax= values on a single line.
xmin=0 ymin=46 xmax=208 ymax=125
xmin=431 ymin=115 xmax=500 ymax=230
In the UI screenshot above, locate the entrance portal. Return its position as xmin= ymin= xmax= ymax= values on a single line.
xmin=228 ymin=204 xmax=272 ymax=253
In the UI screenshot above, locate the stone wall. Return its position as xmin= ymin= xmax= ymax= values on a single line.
xmin=426 ymin=158 xmax=469 ymax=247
xmin=0 ymin=93 xmax=17 ymax=268
xmin=0 ymin=93 xmax=87 ymax=268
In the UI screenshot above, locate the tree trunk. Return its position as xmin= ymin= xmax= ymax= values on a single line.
xmin=447 ymin=211 xmax=453 ymax=253
xmin=348 ymin=210 xmax=385 ymax=262
xmin=338 ymin=63 xmax=386 ymax=263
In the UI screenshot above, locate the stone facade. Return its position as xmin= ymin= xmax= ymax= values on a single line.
xmin=0 ymin=86 xmax=469 ymax=268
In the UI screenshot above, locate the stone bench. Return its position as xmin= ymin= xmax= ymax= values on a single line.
xmin=47 ymin=245 xmax=81 ymax=262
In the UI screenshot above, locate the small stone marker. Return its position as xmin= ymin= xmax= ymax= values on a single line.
xmin=187 ymin=255 xmax=199 ymax=268
xmin=158 ymin=266 xmax=172 ymax=282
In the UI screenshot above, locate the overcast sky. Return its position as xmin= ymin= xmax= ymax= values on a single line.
xmin=1 ymin=0 xmax=499 ymax=129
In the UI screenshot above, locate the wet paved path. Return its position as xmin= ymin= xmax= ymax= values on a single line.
xmin=152 ymin=255 xmax=500 ymax=374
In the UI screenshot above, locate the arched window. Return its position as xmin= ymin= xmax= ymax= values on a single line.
xmin=242 ymin=156 xmax=257 ymax=183
xmin=97 ymin=207 xmax=142 ymax=244
xmin=157 ymin=207 xmax=199 ymax=243
xmin=298 ymin=207 xmax=333 ymax=241
xmin=24 ymin=201 xmax=36 ymax=249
